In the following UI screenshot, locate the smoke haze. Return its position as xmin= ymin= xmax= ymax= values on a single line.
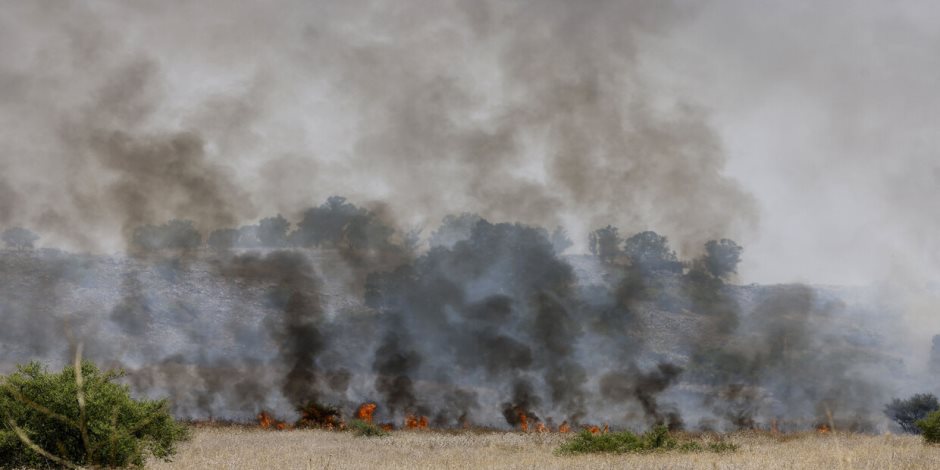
xmin=1 ymin=0 xmax=938 ymax=432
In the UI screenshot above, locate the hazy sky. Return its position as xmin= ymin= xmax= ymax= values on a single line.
xmin=653 ymin=1 xmax=940 ymax=285
xmin=1 ymin=1 xmax=938 ymax=286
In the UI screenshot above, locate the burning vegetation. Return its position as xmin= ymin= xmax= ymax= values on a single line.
xmin=357 ymin=403 xmax=377 ymax=424
xmin=0 ymin=198 xmax=898 ymax=434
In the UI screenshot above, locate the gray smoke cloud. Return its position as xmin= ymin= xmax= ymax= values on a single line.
xmin=0 ymin=0 xmax=756 ymax=255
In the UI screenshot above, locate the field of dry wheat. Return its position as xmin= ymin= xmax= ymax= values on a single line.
xmin=147 ymin=427 xmax=940 ymax=469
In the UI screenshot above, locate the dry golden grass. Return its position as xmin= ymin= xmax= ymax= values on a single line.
xmin=147 ymin=427 xmax=940 ymax=470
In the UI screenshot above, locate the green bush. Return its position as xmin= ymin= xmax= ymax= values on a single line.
xmin=0 ymin=361 xmax=190 ymax=468
xmin=556 ymin=426 xmax=737 ymax=455
xmin=886 ymin=394 xmax=940 ymax=434
xmin=916 ymin=410 xmax=940 ymax=444
xmin=349 ymin=419 xmax=388 ymax=437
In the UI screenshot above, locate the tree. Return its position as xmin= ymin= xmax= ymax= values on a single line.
xmin=429 ymin=213 xmax=482 ymax=248
xmin=1 ymin=227 xmax=39 ymax=250
xmin=131 ymin=220 xmax=201 ymax=251
xmin=341 ymin=212 xmax=395 ymax=255
xmin=207 ymin=228 xmax=239 ymax=251
xmin=885 ymin=393 xmax=940 ymax=433
xmin=623 ymin=231 xmax=680 ymax=273
xmin=257 ymin=215 xmax=291 ymax=247
xmin=236 ymin=224 xmax=261 ymax=248
xmin=702 ymin=239 xmax=743 ymax=280
xmin=588 ymin=225 xmax=622 ymax=263
xmin=0 ymin=360 xmax=189 ymax=468
xmin=291 ymin=196 xmax=364 ymax=247
xmin=550 ymin=226 xmax=573 ymax=255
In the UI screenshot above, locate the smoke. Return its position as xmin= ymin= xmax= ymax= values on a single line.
xmin=0 ymin=207 xmax=911 ymax=431
xmin=600 ymin=363 xmax=684 ymax=430
xmin=0 ymin=0 xmax=930 ymax=433
xmin=0 ymin=177 xmax=15 ymax=226
xmin=0 ymin=0 xmax=756 ymax=255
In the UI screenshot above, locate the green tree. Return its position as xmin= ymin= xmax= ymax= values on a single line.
xmin=0 ymin=358 xmax=189 ymax=468
xmin=886 ymin=393 xmax=940 ymax=434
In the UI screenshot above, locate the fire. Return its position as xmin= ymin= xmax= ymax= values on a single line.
xmin=603 ymin=423 xmax=609 ymax=434
xmin=535 ymin=422 xmax=548 ymax=433
xmin=817 ymin=424 xmax=830 ymax=434
xmin=258 ymin=411 xmax=274 ymax=429
xmin=257 ymin=411 xmax=289 ymax=430
xmin=586 ymin=425 xmax=601 ymax=434
xmin=380 ymin=423 xmax=394 ymax=432
xmin=518 ymin=411 xmax=529 ymax=432
xmin=357 ymin=403 xmax=377 ymax=424
xmin=558 ymin=421 xmax=570 ymax=433
xmin=296 ymin=401 xmax=343 ymax=430
xmin=405 ymin=414 xmax=429 ymax=430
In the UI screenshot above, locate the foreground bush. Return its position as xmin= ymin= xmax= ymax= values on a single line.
xmin=0 ymin=361 xmax=189 ymax=468
xmin=916 ymin=410 xmax=940 ymax=444
xmin=350 ymin=419 xmax=389 ymax=437
xmin=885 ymin=393 xmax=940 ymax=433
xmin=556 ymin=426 xmax=737 ymax=455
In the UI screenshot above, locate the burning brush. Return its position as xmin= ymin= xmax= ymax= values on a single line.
xmin=295 ymin=401 xmax=344 ymax=430
xmin=257 ymin=411 xmax=289 ymax=430
xmin=356 ymin=402 xmax=377 ymax=424
xmin=404 ymin=414 xmax=429 ymax=430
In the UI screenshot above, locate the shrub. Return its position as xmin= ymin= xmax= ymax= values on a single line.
xmin=0 ymin=361 xmax=190 ymax=468
xmin=916 ymin=410 xmax=940 ymax=444
xmin=556 ymin=426 xmax=736 ymax=455
xmin=885 ymin=393 xmax=940 ymax=433
xmin=295 ymin=401 xmax=342 ymax=429
xmin=349 ymin=419 xmax=388 ymax=437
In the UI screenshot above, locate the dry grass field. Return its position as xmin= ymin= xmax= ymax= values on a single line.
xmin=148 ymin=427 xmax=940 ymax=470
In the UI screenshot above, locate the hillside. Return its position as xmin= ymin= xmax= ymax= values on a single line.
xmin=0 ymin=248 xmax=915 ymax=430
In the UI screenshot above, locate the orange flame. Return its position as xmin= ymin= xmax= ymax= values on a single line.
xmin=535 ymin=422 xmax=548 ymax=433
xmin=586 ymin=425 xmax=601 ymax=434
xmin=558 ymin=421 xmax=570 ymax=433
xmin=518 ymin=411 xmax=529 ymax=432
xmin=380 ymin=423 xmax=394 ymax=432
xmin=405 ymin=415 xmax=429 ymax=430
xmin=817 ymin=425 xmax=830 ymax=434
xmin=257 ymin=411 xmax=274 ymax=429
xmin=357 ymin=403 xmax=377 ymax=424
xmin=257 ymin=411 xmax=289 ymax=430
